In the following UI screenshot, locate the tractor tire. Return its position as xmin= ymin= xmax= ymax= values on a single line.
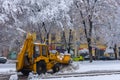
xmin=21 ymin=69 xmax=31 ymax=76
xmin=53 ymin=63 xmax=60 ymax=73
xmin=68 ymin=59 xmax=73 ymax=64
xmin=37 ymin=61 xmax=46 ymax=75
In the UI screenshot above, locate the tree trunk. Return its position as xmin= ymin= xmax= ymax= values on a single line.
xmin=62 ymin=31 xmax=67 ymax=49
xmin=87 ymin=38 xmax=93 ymax=62
xmin=88 ymin=18 xmax=93 ymax=62
xmin=68 ymin=29 xmax=72 ymax=53
xmin=82 ymin=20 xmax=93 ymax=62
xmin=74 ymin=0 xmax=97 ymax=62
xmin=46 ymin=33 xmax=49 ymax=45
xmin=37 ymin=30 xmax=43 ymax=43
xmin=114 ymin=44 xmax=117 ymax=59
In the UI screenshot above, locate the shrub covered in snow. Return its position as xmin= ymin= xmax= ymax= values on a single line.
xmin=9 ymin=74 xmax=18 ymax=80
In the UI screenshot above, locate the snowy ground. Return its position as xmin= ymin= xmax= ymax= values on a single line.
xmin=75 ymin=60 xmax=120 ymax=72
xmin=1 ymin=60 xmax=120 ymax=80
xmin=29 ymin=74 xmax=120 ymax=80
xmin=29 ymin=60 xmax=120 ymax=80
xmin=0 ymin=63 xmax=16 ymax=74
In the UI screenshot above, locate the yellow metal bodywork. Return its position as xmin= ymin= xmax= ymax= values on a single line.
xmin=16 ymin=33 xmax=34 ymax=71
xmin=49 ymin=51 xmax=71 ymax=64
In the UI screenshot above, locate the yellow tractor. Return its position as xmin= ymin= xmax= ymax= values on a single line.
xmin=16 ymin=33 xmax=71 ymax=75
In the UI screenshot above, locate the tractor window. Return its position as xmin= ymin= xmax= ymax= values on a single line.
xmin=42 ymin=46 xmax=47 ymax=56
xmin=34 ymin=46 xmax=40 ymax=56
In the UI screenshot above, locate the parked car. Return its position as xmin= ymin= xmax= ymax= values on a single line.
xmin=84 ymin=55 xmax=96 ymax=60
xmin=98 ymin=56 xmax=115 ymax=60
xmin=0 ymin=57 xmax=7 ymax=63
xmin=72 ymin=56 xmax=84 ymax=61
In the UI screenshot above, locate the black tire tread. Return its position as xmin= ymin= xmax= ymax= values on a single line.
xmin=37 ymin=61 xmax=46 ymax=75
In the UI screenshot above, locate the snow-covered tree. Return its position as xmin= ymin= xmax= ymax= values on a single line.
xmin=0 ymin=0 xmax=73 ymax=53
xmin=72 ymin=0 xmax=119 ymax=62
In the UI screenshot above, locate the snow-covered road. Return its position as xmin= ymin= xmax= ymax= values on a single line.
xmin=1 ymin=60 xmax=120 ymax=80
xmin=29 ymin=60 xmax=120 ymax=80
xmin=39 ymin=74 xmax=120 ymax=80
xmin=76 ymin=60 xmax=120 ymax=73
xmin=0 ymin=63 xmax=16 ymax=73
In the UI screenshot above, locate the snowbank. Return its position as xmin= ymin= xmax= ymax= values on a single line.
xmin=9 ymin=74 xmax=18 ymax=80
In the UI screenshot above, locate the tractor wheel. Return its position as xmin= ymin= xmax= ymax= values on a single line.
xmin=21 ymin=69 xmax=31 ymax=76
xmin=37 ymin=61 xmax=46 ymax=75
xmin=68 ymin=59 xmax=73 ymax=64
xmin=53 ymin=63 xmax=60 ymax=73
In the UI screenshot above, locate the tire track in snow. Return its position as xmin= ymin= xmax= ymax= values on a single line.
xmin=42 ymin=70 xmax=120 ymax=79
xmin=0 ymin=74 xmax=11 ymax=80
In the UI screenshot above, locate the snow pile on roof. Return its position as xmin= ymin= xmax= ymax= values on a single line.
xmin=78 ymin=49 xmax=89 ymax=54
xmin=64 ymin=50 xmax=74 ymax=55
xmin=104 ymin=47 xmax=114 ymax=54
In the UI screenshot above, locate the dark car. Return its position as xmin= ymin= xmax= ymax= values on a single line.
xmin=84 ymin=55 xmax=96 ymax=60
xmin=98 ymin=56 xmax=115 ymax=60
xmin=0 ymin=57 xmax=7 ymax=63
